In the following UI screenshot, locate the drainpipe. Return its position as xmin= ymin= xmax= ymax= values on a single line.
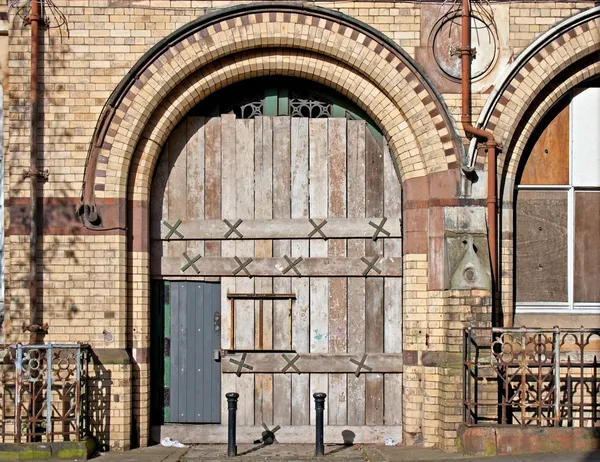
xmin=460 ymin=0 xmax=500 ymax=321
xmin=25 ymin=0 xmax=44 ymax=343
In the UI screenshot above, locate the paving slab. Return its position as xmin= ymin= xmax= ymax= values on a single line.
xmin=183 ymin=444 xmax=366 ymax=461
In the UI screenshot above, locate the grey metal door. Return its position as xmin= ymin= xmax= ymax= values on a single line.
xmin=170 ymin=281 xmax=221 ymax=423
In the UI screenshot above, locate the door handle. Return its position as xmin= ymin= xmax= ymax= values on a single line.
xmin=213 ymin=349 xmax=221 ymax=362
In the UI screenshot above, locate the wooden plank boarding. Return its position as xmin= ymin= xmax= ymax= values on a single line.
xmin=220 ymin=114 xmax=237 ymax=424
xmin=221 ymin=353 xmax=403 ymax=374
xmin=153 ymin=256 xmax=402 ymax=277
xmin=290 ymin=118 xmax=310 ymax=426
xmin=273 ymin=116 xmax=293 ymax=425
xmin=328 ymin=118 xmax=348 ymax=426
xmin=364 ymin=127 xmax=385 ymax=426
xmin=383 ymin=143 xmax=403 ymax=426
xmin=254 ymin=116 xmax=274 ymax=424
xmin=309 ymin=118 xmax=329 ymax=425
xmin=151 ymin=115 xmax=404 ymax=436
xmin=347 ymin=120 xmax=367 ymax=426
xmin=234 ymin=118 xmax=256 ymax=425
xmin=152 ymin=217 xmax=402 ymax=241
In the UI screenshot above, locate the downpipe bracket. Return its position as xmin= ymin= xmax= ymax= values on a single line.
xmin=22 ymin=168 xmax=49 ymax=181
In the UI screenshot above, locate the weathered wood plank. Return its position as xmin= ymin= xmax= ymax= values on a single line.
xmin=152 ymin=217 xmax=401 ymax=241
xmin=327 ymin=118 xmax=347 ymax=425
xmin=220 ymin=114 xmax=237 ymax=423
xmin=253 ymin=117 xmax=274 ymax=425
xmin=186 ymin=117 xmax=205 ymax=259
xmin=204 ymin=117 xmax=222 ymax=262
xmin=272 ymin=116 xmax=293 ymax=425
xmin=365 ymin=127 xmax=385 ymax=426
xmin=347 ymin=120 xmax=366 ymax=426
xmin=383 ymin=143 xmax=402 ymax=356
xmin=384 ymin=373 xmax=402 ymax=425
xmin=159 ymin=424 xmax=403 ymax=444
xmin=167 ymin=122 xmax=188 ymax=258
xmin=235 ymin=118 xmax=256 ymax=351
xmin=150 ymin=144 xmax=169 ymax=259
xmin=290 ymin=118 xmax=310 ymax=426
xmin=221 ymin=353 xmax=402 ymax=374
xmin=254 ymin=373 xmax=273 ymax=425
xmin=153 ymin=256 xmax=402 ymax=277
xmin=309 ymin=119 xmax=329 ymax=363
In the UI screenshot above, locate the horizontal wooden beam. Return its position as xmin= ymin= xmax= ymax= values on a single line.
xmin=152 ymin=256 xmax=402 ymax=277
xmin=220 ymin=352 xmax=403 ymax=374
xmin=153 ymin=217 xmax=402 ymax=240
xmin=156 ymin=424 xmax=403 ymax=444
xmin=227 ymin=293 xmax=296 ymax=299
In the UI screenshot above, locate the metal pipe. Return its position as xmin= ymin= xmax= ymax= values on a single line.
xmin=28 ymin=0 xmax=41 ymax=344
xmin=313 ymin=392 xmax=326 ymax=456
xmin=460 ymin=0 xmax=499 ymax=317
xmin=226 ymin=392 xmax=239 ymax=457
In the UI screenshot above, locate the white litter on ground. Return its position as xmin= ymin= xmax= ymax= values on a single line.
xmin=160 ymin=437 xmax=188 ymax=448
xmin=384 ymin=437 xmax=397 ymax=446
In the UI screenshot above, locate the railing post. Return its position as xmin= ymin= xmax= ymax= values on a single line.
xmin=226 ymin=392 xmax=239 ymax=457
xmin=313 ymin=392 xmax=326 ymax=456
xmin=46 ymin=344 xmax=52 ymax=440
xmin=554 ymin=326 xmax=560 ymax=426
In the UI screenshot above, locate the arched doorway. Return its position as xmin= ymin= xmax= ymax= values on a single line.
xmin=149 ymin=78 xmax=403 ymax=443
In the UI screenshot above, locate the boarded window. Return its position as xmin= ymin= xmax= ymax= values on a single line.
xmin=574 ymin=191 xmax=600 ymax=303
xmin=516 ymin=190 xmax=568 ymax=303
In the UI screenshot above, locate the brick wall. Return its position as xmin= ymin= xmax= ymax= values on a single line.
xmin=2 ymin=0 xmax=598 ymax=451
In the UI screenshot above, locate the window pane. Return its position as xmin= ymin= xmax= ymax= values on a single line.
xmin=516 ymin=190 xmax=568 ymax=303
xmin=572 ymin=87 xmax=600 ymax=187
xmin=574 ymin=191 xmax=600 ymax=303
xmin=520 ymin=103 xmax=569 ymax=185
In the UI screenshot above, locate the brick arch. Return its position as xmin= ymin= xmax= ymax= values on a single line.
xmin=82 ymin=2 xmax=461 ymax=206
xmin=474 ymin=6 xmax=600 ymax=184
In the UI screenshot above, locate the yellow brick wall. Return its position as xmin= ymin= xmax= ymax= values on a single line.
xmin=1 ymin=0 xmax=597 ymax=452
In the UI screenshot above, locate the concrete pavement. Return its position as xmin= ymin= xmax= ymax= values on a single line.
xmin=85 ymin=445 xmax=600 ymax=462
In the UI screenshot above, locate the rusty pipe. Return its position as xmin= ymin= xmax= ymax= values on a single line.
xmin=29 ymin=0 xmax=41 ymax=343
xmin=460 ymin=0 xmax=498 ymax=291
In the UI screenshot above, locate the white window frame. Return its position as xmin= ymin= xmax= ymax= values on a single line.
xmin=516 ymin=87 xmax=600 ymax=314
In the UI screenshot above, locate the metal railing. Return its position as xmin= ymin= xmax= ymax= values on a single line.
xmin=0 ymin=343 xmax=88 ymax=443
xmin=464 ymin=327 xmax=600 ymax=427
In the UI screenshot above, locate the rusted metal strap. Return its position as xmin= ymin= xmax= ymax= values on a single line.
xmin=282 ymin=255 xmax=303 ymax=276
xmin=281 ymin=353 xmax=301 ymax=374
xmin=350 ymin=354 xmax=373 ymax=377
xmin=163 ymin=219 xmax=184 ymax=240
xmin=361 ymin=255 xmax=382 ymax=276
xmin=307 ymin=218 xmax=328 ymax=239
xmin=369 ymin=217 xmax=390 ymax=241
xmin=232 ymin=256 xmax=253 ymax=277
xmin=229 ymin=353 xmax=254 ymax=377
xmin=181 ymin=252 xmax=202 ymax=273
xmin=223 ymin=219 xmax=243 ymax=239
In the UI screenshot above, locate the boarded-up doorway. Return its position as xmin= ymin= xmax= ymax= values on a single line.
xmin=151 ymin=114 xmax=403 ymax=442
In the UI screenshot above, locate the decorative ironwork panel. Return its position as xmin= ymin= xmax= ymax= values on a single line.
xmin=464 ymin=327 xmax=600 ymax=428
xmin=0 ymin=344 xmax=87 ymax=443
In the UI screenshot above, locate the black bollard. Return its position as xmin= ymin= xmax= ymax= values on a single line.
xmin=313 ymin=392 xmax=326 ymax=456
xmin=226 ymin=392 xmax=239 ymax=457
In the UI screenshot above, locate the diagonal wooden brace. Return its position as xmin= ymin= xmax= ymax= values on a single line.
xmin=307 ymin=218 xmax=328 ymax=239
xmin=282 ymin=255 xmax=303 ymax=276
xmin=223 ymin=219 xmax=243 ymax=239
xmin=281 ymin=353 xmax=301 ymax=374
xmin=163 ymin=219 xmax=184 ymax=240
xmin=181 ymin=252 xmax=202 ymax=273
xmin=361 ymin=255 xmax=382 ymax=276
xmin=350 ymin=353 xmax=373 ymax=377
xmin=232 ymin=256 xmax=253 ymax=278
xmin=369 ymin=217 xmax=390 ymax=241
xmin=229 ymin=353 xmax=254 ymax=377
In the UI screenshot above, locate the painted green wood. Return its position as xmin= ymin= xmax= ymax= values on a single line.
xmin=164 ymin=280 xmax=171 ymax=423
xmin=278 ymin=88 xmax=289 ymax=116
xmin=150 ymin=281 xmax=164 ymax=425
xmin=264 ymin=88 xmax=278 ymax=116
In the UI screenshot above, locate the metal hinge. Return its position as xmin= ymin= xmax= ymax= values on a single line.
xmin=164 ymin=283 xmax=171 ymax=305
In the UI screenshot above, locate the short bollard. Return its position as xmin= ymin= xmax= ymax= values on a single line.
xmin=226 ymin=392 xmax=239 ymax=457
xmin=313 ymin=392 xmax=327 ymax=456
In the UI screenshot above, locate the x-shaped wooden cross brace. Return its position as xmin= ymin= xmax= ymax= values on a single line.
xmin=223 ymin=219 xmax=243 ymax=239
xmin=181 ymin=252 xmax=202 ymax=273
xmin=232 ymin=256 xmax=253 ymax=277
xmin=361 ymin=255 xmax=382 ymax=276
xmin=163 ymin=219 xmax=184 ymax=240
xmin=281 ymin=353 xmax=301 ymax=374
xmin=369 ymin=217 xmax=390 ymax=241
xmin=350 ymin=354 xmax=373 ymax=377
xmin=307 ymin=218 xmax=328 ymax=239
xmin=229 ymin=353 xmax=254 ymax=377
xmin=282 ymin=256 xmax=303 ymax=276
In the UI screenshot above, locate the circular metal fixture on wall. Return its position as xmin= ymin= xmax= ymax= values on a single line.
xmin=431 ymin=14 xmax=498 ymax=82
